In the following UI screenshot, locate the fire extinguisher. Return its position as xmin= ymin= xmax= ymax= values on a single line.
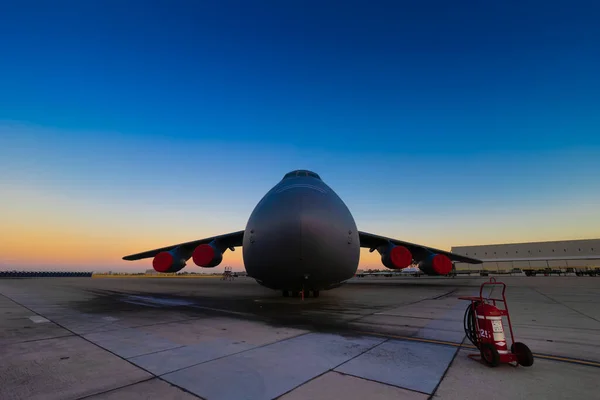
xmin=475 ymin=303 xmax=508 ymax=363
xmin=462 ymin=278 xmax=534 ymax=367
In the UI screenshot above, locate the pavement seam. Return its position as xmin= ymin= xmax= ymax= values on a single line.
xmin=2 ymin=333 xmax=76 ymax=345
xmin=74 ymin=316 xmax=208 ymax=335
xmin=532 ymin=288 xmax=600 ymax=324
xmin=432 ymin=289 xmax=458 ymax=299
xmin=73 ymin=377 xmax=163 ymax=400
xmin=119 ymin=345 xmax=188 ymax=360
xmin=272 ymin=337 xmax=392 ymax=400
xmin=157 ymin=331 xmax=313 ymax=377
xmin=344 ymin=289 xmax=459 ymax=324
xmin=0 ymin=294 xmax=23 ymax=307
xmin=189 ymin=304 xmax=257 ymax=317
xmin=332 ymin=370 xmax=431 ymax=396
xmin=41 ymin=308 xmax=260 ymax=335
xmin=373 ymin=313 xmax=463 ymax=321
xmin=0 ymin=292 xmax=205 ymax=400
xmin=427 ymin=343 xmax=463 ymax=399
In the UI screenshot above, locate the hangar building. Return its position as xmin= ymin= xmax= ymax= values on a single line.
xmin=451 ymin=238 xmax=600 ymax=272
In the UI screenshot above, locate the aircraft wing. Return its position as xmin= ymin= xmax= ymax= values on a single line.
xmin=122 ymin=230 xmax=245 ymax=261
xmin=358 ymin=231 xmax=483 ymax=264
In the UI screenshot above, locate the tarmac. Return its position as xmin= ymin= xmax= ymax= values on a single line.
xmin=1 ymin=275 xmax=599 ymax=400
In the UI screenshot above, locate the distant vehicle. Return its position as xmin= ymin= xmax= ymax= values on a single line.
xmin=123 ymin=170 xmax=481 ymax=297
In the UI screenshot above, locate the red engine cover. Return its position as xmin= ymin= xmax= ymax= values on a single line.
xmin=432 ymin=254 xmax=452 ymax=275
xmin=381 ymin=245 xmax=413 ymax=269
xmin=418 ymin=254 xmax=453 ymax=275
xmin=390 ymin=246 xmax=412 ymax=268
xmin=192 ymin=243 xmax=223 ymax=268
xmin=153 ymin=252 xmax=173 ymax=272
xmin=152 ymin=250 xmax=186 ymax=273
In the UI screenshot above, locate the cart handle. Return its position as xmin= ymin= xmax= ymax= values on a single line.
xmin=479 ymin=277 xmax=507 ymax=301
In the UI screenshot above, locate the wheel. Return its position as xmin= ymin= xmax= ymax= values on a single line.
xmin=511 ymin=342 xmax=534 ymax=367
xmin=282 ymin=290 xmax=289 ymax=297
xmin=313 ymin=290 xmax=320 ymax=298
xmin=480 ymin=343 xmax=500 ymax=367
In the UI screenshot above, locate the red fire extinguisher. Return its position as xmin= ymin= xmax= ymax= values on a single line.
xmin=460 ymin=278 xmax=534 ymax=367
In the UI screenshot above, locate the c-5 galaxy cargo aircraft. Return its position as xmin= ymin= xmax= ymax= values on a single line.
xmin=123 ymin=170 xmax=482 ymax=297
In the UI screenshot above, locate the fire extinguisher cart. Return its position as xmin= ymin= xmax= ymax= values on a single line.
xmin=459 ymin=277 xmax=534 ymax=367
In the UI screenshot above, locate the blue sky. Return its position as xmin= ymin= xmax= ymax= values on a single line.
xmin=1 ymin=1 xmax=599 ymax=271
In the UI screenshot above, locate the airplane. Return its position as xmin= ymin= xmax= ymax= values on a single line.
xmin=123 ymin=170 xmax=482 ymax=297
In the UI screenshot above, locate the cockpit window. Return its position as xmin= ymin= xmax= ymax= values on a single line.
xmin=283 ymin=170 xmax=322 ymax=180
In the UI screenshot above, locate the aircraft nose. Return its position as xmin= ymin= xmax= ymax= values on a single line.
xmin=243 ymin=182 xmax=359 ymax=288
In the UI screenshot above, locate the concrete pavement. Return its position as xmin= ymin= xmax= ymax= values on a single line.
xmin=1 ymin=275 xmax=598 ymax=399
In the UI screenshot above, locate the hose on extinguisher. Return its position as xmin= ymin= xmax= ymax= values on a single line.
xmin=464 ymin=301 xmax=481 ymax=349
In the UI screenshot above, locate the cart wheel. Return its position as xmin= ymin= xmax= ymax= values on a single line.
xmin=511 ymin=342 xmax=534 ymax=367
xmin=480 ymin=343 xmax=500 ymax=367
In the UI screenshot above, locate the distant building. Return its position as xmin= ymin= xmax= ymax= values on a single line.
xmin=452 ymin=238 xmax=600 ymax=271
xmin=145 ymin=269 xmax=158 ymax=274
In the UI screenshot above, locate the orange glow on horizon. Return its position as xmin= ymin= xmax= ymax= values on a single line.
xmin=2 ymin=181 xmax=599 ymax=272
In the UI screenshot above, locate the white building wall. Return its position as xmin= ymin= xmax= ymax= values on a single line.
xmin=452 ymin=239 xmax=600 ymax=271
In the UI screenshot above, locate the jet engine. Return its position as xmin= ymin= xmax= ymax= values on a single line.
xmin=192 ymin=242 xmax=223 ymax=268
xmin=417 ymin=253 xmax=453 ymax=276
xmin=152 ymin=247 xmax=187 ymax=273
xmin=380 ymin=244 xmax=413 ymax=270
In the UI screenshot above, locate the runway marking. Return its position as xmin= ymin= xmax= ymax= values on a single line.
xmin=29 ymin=316 xmax=50 ymax=323
xmin=529 ymin=354 xmax=600 ymax=368
xmin=353 ymin=330 xmax=600 ymax=368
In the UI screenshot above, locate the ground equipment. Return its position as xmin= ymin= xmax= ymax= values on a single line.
xmin=459 ymin=277 xmax=534 ymax=367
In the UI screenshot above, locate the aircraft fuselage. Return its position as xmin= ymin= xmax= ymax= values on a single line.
xmin=242 ymin=171 xmax=360 ymax=291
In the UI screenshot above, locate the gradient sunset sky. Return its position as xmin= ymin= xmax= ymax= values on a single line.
xmin=1 ymin=1 xmax=599 ymax=272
